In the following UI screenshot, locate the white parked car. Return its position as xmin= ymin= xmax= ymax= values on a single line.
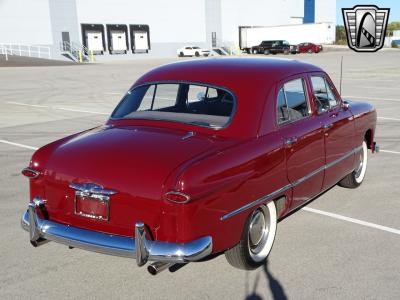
xmin=177 ymin=46 xmax=211 ymax=57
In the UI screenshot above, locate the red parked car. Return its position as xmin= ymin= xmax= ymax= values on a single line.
xmin=298 ymin=42 xmax=323 ymax=53
xmin=21 ymin=58 xmax=378 ymax=274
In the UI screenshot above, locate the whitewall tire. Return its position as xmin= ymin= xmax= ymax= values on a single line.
xmin=225 ymin=201 xmax=277 ymax=270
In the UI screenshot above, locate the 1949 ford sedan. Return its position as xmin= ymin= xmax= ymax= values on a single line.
xmin=21 ymin=58 xmax=378 ymax=274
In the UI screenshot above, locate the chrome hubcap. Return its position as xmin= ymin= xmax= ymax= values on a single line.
xmin=249 ymin=210 xmax=266 ymax=246
xmin=248 ymin=207 xmax=270 ymax=255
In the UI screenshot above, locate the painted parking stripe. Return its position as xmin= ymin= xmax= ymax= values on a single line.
xmin=378 ymin=117 xmax=400 ymax=121
xmin=380 ymin=149 xmax=400 ymax=155
xmin=343 ymin=96 xmax=400 ymax=102
xmin=302 ymin=207 xmax=400 ymax=235
xmin=0 ymin=139 xmax=38 ymax=150
xmin=6 ymin=101 xmax=109 ymax=115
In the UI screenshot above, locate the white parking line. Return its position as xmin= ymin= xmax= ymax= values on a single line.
xmin=343 ymin=96 xmax=400 ymax=102
xmin=6 ymin=101 xmax=109 ymax=115
xmin=302 ymin=207 xmax=400 ymax=235
xmin=378 ymin=117 xmax=400 ymax=121
xmin=0 ymin=139 xmax=38 ymax=150
xmin=380 ymin=149 xmax=400 ymax=155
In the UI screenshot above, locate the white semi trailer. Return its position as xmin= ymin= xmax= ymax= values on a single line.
xmin=240 ymin=22 xmax=335 ymax=53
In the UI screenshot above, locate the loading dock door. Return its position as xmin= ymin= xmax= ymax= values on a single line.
xmin=134 ymin=32 xmax=149 ymax=52
xmin=86 ymin=31 xmax=104 ymax=53
xmin=111 ymin=31 xmax=127 ymax=53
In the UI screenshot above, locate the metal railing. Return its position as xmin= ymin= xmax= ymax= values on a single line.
xmin=60 ymin=41 xmax=94 ymax=63
xmin=0 ymin=43 xmax=51 ymax=60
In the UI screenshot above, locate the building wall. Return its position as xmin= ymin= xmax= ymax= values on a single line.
xmin=49 ymin=0 xmax=80 ymax=59
xmin=205 ymin=0 xmax=223 ymax=47
xmin=0 ymin=0 xmax=52 ymax=45
xmin=0 ymin=0 xmax=336 ymax=59
xmin=314 ymin=0 xmax=336 ymax=23
xmin=75 ymin=0 xmax=206 ymax=44
xmin=220 ymin=0 xmax=306 ymax=46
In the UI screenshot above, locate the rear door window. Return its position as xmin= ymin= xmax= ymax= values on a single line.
xmin=276 ymin=78 xmax=309 ymax=124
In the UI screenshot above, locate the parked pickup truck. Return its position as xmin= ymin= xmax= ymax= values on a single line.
xmin=250 ymin=40 xmax=297 ymax=55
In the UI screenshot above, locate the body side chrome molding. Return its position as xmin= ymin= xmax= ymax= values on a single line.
xmin=221 ymin=145 xmax=363 ymax=221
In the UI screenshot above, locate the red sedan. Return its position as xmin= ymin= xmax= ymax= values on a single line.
xmin=21 ymin=58 xmax=378 ymax=274
xmin=298 ymin=42 xmax=323 ymax=53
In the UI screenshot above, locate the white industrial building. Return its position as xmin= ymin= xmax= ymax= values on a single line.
xmin=0 ymin=0 xmax=336 ymax=61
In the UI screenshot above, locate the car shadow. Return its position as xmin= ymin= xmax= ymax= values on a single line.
xmin=244 ymin=261 xmax=288 ymax=300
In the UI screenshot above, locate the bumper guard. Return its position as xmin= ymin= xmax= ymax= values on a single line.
xmin=21 ymin=198 xmax=212 ymax=266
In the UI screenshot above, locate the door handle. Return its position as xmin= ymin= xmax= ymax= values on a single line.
xmin=284 ymin=137 xmax=298 ymax=146
xmin=323 ymin=123 xmax=333 ymax=129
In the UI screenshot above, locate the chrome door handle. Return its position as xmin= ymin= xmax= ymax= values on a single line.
xmin=285 ymin=137 xmax=298 ymax=146
xmin=323 ymin=123 xmax=333 ymax=129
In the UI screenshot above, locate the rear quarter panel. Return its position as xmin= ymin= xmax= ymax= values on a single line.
xmin=347 ymin=100 xmax=377 ymax=149
xmin=162 ymin=131 xmax=289 ymax=253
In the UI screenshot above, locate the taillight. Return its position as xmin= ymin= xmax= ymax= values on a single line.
xmin=21 ymin=168 xmax=40 ymax=179
xmin=164 ymin=191 xmax=191 ymax=204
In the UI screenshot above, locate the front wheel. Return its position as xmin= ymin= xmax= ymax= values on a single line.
xmin=339 ymin=140 xmax=368 ymax=188
xmin=195 ymin=52 xmax=200 ymax=57
xmin=225 ymin=201 xmax=277 ymax=270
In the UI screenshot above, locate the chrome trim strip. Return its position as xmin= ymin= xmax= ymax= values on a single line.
xmin=165 ymin=191 xmax=191 ymax=204
xmin=21 ymin=206 xmax=212 ymax=265
xmin=221 ymin=146 xmax=363 ymax=221
xmin=69 ymin=183 xmax=117 ymax=196
xmin=220 ymin=184 xmax=292 ymax=221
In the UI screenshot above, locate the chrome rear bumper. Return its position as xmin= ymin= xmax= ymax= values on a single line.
xmin=21 ymin=198 xmax=212 ymax=266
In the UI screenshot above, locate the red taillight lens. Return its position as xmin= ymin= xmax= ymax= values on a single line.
xmin=164 ymin=191 xmax=190 ymax=204
xmin=21 ymin=168 xmax=40 ymax=179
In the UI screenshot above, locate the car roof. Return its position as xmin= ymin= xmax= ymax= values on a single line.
xmin=133 ymin=58 xmax=324 ymax=138
xmin=136 ymin=57 xmax=322 ymax=87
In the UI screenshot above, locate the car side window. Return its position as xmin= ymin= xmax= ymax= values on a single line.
xmin=150 ymin=84 xmax=178 ymax=110
xmin=311 ymin=76 xmax=338 ymax=113
xmin=277 ymin=88 xmax=288 ymax=124
xmin=276 ymin=78 xmax=309 ymax=125
xmin=187 ymin=85 xmax=207 ymax=103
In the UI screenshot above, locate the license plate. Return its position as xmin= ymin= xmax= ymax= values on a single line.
xmin=74 ymin=193 xmax=109 ymax=221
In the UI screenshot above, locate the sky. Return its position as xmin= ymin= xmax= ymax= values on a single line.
xmin=336 ymin=0 xmax=400 ymax=25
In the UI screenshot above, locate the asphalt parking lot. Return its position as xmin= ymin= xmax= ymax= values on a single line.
xmin=1 ymin=51 xmax=399 ymax=299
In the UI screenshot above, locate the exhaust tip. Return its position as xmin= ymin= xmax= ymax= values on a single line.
xmin=147 ymin=262 xmax=173 ymax=275
xmin=147 ymin=264 xmax=158 ymax=276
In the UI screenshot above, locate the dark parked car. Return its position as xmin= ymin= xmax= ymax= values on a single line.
xmin=251 ymin=40 xmax=297 ymax=55
xmin=298 ymin=42 xmax=323 ymax=53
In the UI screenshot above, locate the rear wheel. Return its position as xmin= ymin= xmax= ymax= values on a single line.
xmin=225 ymin=201 xmax=277 ymax=270
xmin=339 ymin=140 xmax=368 ymax=188
xmin=179 ymin=52 xmax=184 ymax=57
xmin=252 ymin=49 xmax=258 ymax=54
xmin=195 ymin=52 xmax=200 ymax=57
xmin=283 ymin=49 xmax=289 ymax=55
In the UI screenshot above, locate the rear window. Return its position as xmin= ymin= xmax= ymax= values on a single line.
xmin=111 ymin=82 xmax=235 ymax=128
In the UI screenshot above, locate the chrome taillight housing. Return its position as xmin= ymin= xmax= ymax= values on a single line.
xmin=21 ymin=168 xmax=40 ymax=179
xmin=164 ymin=191 xmax=191 ymax=204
